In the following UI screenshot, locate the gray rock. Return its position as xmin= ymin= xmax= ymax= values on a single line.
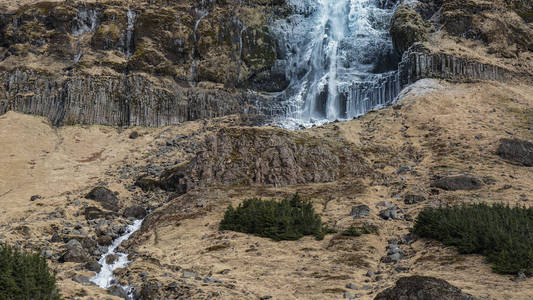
xmin=73 ymin=276 xmax=92 ymax=285
xmin=374 ymin=276 xmax=474 ymax=300
xmin=106 ymin=254 xmax=119 ymax=265
xmin=123 ymin=206 xmax=147 ymax=219
xmin=85 ymin=261 xmax=102 ymax=272
xmin=85 ymin=187 xmax=120 ymax=212
xmin=30 ymin=195 xmax=41 ymax=201
xmin=497 ymin=139 xmax=533 ymax=166
xmin=404 ymin=194 xmax=426 ymax=205
xmin=379 ymin=207 xmax=399 ymax=220
xmin=97 ymin=235 xmax=113 ymax=246
xmin=108 ymin=285 xmax=127 ymax=298
xmin=431 ymin=176 xmax=484 ymax=191
xmin=350 ymin=205 xmax=370 ymax=219
xmin=346 ymin=283 xmax=358 ymax=290
xmin=61 ymin=239 xmax=89 ymax=263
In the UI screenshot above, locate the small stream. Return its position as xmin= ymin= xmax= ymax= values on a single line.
xmin=90 ymin=219 xmax=144 ymax=291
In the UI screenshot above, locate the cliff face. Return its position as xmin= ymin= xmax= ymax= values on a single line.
xmin=0 ymin=0 xmax=287 ymax=125
xmin=0 ymin=0 xmax=532 ymax=126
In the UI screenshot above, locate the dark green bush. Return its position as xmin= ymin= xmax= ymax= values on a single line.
xmin=0 ymin=245 xmax=61 ymax=300
xmin=413 ymin=203 xmax=533 ymax=276
xmin=219 ymin=193 xmax=326 ymax=241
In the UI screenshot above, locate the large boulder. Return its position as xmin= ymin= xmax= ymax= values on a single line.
xmin=374 ymin=276 xmax=474 ymax=300
xmin=390 ymin=5 xmax=431 ymax=55
xmin=61 ymin=239 xmax=89 ymax=263
xmin=431 ymin=176 xmax=483 ymax=191
xmin=85 ymin=187 xmax=120 ymax=212
xmin=497 ymin=138 xmax=533 ymax=166
xmin=123 ymin=206 xmax=148 ymax=219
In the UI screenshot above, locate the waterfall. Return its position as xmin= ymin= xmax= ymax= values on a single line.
xmin=190 ymin=9 xmax=209 ymax=85
xmin=125 ymin=9 xmax=137 ymax=58
xmin=90 ymin=219 xmax=143 ymax=297
xmin=273 ymin=0 xmax=400 ymax=128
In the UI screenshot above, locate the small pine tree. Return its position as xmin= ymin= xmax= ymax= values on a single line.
xmin=0 ymin=245 xmax=61 ymax=300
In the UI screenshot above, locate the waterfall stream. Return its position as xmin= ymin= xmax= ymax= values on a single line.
xmin=273 ymin=0 xmax=401 ymax=128
xmin=90 ymin=219 xmax=144 ymax=294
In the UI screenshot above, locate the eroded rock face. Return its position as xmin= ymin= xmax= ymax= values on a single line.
xmin=497 ymin=138 xmax=533 ymax=166
xmin=431 ymin=175 xmax=484 ymax=191
xmin=374 ymin=276 xmax=474 ymax=300
xmin=390 ymin=5 xmax=431 ymax=55
xmin=159 ymin=127 xmax=370 ymax=195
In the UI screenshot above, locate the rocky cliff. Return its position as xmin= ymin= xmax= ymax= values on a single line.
xmin=0 ymin=0 xmax=531 ymax=126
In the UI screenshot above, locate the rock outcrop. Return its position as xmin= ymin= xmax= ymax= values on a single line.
xmin=374 ymin=276 xmax=474 ymax=300
xmin=497 ymin=138 xmax=533 ymax=166
xmin=159 ymin=127 xmax=370 ymax=195
xmin=390 ymin=5 xmax=431 ymax=55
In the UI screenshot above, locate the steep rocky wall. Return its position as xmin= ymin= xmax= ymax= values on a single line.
xmin=398 ymin=47 xmax=513 ymax=87
xmin=0 ymin=69 xmax=259 ymax=126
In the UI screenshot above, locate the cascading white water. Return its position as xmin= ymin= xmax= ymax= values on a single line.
xmin=272 ymin=0 xmax=400 ymax=128
xmin=90 ymin=219 xmax=143 ymax=291
xmin=125 ymin=9 xmax=137 ymax=58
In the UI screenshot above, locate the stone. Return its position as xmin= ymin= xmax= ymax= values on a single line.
xmin=106 ymin=254 xmax=119 ymax=264
xmin=134 ymin=175 xmax=160 ymax=192
xmin=30 ymin=195 xmax=41 ymax=201
xmin=497 ymin=139 xmax=533 ymax=166
xmin=346 ymin=283 xmax=358 ymax=290
xmin=182 ymin=271 xmax=197 ymax=279
xmin=129 ymin=131 xmax=140 ymax=139
xmin=85 ymin=261 xmax=102 ymax=272
xmin=350 ymin=205 xmax=370 ymax=219
xmin=390 ymin=5 xmax=431 ymax=55
xmin=404 ymin=194 xmax=426 ymax=205
xmin=431 ymin=176 xmax=484 ymax=191
xmin=61 ymin=239 xmax=89 ymax=263
xmin=73 ymin=276 xmax=92 ymax=285
xmin=374 ymin=276 xmax=474 ymax=300
xmin=97 ymin=235 xmax=113 ymax=246
xmin=108 ymin=285 xmax=128 ymax=298
xmin=85 ymin=187 xmax=120 ymax=212
xmin=379 ymin=207 xmax=399 ymax=220
xmin=123 ymin=205 xmax=147 ymax=219
xmin=83 ymin=206 xmax=109 ymax=220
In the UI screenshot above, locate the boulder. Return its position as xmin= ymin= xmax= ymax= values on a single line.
xmin=84 ymin=206 xmax=110 ymax=220
xmin=374 ymin=276 xmax=474 ymax=300
xmin=85 ymin=261 xmax=102 ymax=272
xmin=85 ymin=187 xmax=120 ymax=212
xmin=390 ymin=5 xmax=431 ymax=55
xmin=108 ymin=285 xmax=128 ymax=298
xmin=123 ymin=205 xmax=148 ymax=219
xmin=431 ymin=176 xmax=483 ymax=191
xmin=404 ymin=194 xmax=426 ymax=205
xmin=61 ymin=239 xmax=89 ymax=263
xmin=135 ymin=175 xmax=160 ymax=191
xmin=97 ymin=235 xmax=113 ymax=246
xmin=350 ymin=205 xmax=371 ymax=219
xmin=496 ymin=138 xmax=533 ymax=166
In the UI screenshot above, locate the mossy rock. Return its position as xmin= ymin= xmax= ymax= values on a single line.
xmin=390 ymin=5 xmax=431 ymax=55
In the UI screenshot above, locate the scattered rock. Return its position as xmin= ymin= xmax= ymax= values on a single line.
xmin=61 ymin=239 xmax=89 ymax=263
xmin=497 ymin=138 xmax=533 ymax=166
xmin=106 ymin=254 xmax=119 ymax=265
xmin=379 ymin=207 xmax=400 ymax=220
xmin=350 ymin=205 xmax=370 ymax=219
xmin=85 ymin=187 xmax=120 ymax=212
xmin=108 ymin=285 xmax=128 ymax=298
xmin=404 ymin=194 xmax=426 ymax=205
xmin=129 ymin=131 xmax=140 ymax=139
xmin=123 ymin=206 xmax=147 ymax=219
xmin=135 ymin=175 xmax=160 ymax=192
xmin=431 ymin=176 xmax=484 ymax=191
xmin=97 ymin=235 xmax=113 ymax=246
xmin=85 ymin=261 xmax=102 ymax=273
xmin=374 ymin=276 xmax=474 ymax=299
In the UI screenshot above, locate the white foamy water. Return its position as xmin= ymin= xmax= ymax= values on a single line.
xmin=90 ymin=219 xmax=143 ymax=289
xmin=270 ymin=0 xmax=401 ymax=129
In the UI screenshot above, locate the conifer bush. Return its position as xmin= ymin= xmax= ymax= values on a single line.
xmin=219 ymin=193 xmax=326 ymax=241
xmin=413 ymin=203 xmax=533 ymax=276
xmin=0 ymin=245 xmax=61 ymax=300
